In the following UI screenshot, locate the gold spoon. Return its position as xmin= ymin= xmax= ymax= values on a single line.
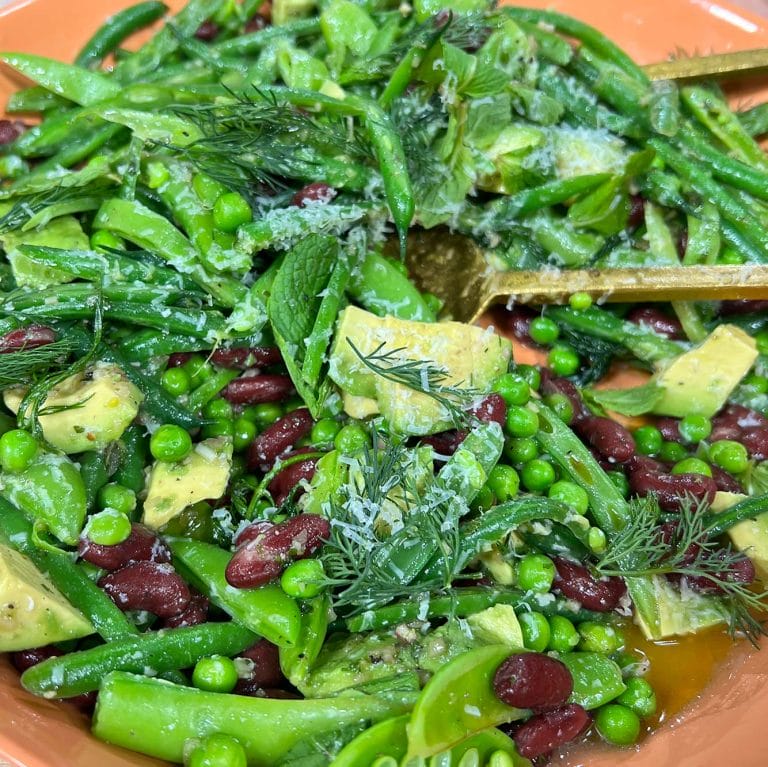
xmin=644 ymin=48 xmax=768 ymax=82
xmin=401 ymin=230 xmax=768 ymax=324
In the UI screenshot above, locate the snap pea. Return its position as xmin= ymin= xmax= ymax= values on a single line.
xmin=112 ymin=425 xmax=148 ymax=497
xmin=5 ymin=86 xmax=69 ymax=114
xmin=21 ymin=622 xmax=255 ymax=698
xmin=117 ymin=329 xmax=210 ymax=361
xmin=212 ymin=18 xmax=321 ymax=56
xmin=79 ymin=450 xmax=110 ymax=512
xmin=740 ymin=102 xmax=768 ymax=137
xmin=705 ymin=494 xmax=768 ymax=538
xmin=279 ymin=594 xmax=330 ymax=687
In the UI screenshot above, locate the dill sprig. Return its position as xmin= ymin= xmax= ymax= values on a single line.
xmin=597 ymin=495 xmax=768 ymax=644
xmin=0 ymin=337 xmax=76 ymax=389
xmin=347 ymin=339 xmax=479 ymax=428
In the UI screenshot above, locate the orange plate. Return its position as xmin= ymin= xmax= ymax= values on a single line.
xmin=0 ymin=1 xmax=768 ymax=766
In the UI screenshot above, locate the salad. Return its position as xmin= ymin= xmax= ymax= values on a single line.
xmin=0 ymin=0 xmax=767 ymax=765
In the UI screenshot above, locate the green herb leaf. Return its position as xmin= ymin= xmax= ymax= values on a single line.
xmin=586 ymin=381 xmax=664 ymax=416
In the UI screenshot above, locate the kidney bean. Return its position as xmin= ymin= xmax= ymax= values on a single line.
xmin=470 ymin=393 xmax=507 ymax=427
xmin=719 ymin=300 xmax=768 ymax=316
xmin=162 ymin=590 xmax=209 ymax=628
xmin=68 ymin=690 xmax=98 ymax=713
xmin=494 ymin=653 xmax=573 ymax=712
xmin=11 ymin=646 xmax=62 ymax=672
xmin=167 ymin=352 xmax=193 ymax=368
xmin=226 ymin=513 xmax=330 ymax=589
xmin=194 ymin=20 xmax=220 ymax=40
xmin=98 ymin=561 xmax=191 ymax=618
xmin=210 ymin=346 xmax=282 ymax=369
xmin=540 ymin=372 xmax=589 ymax=422
xmin=492 ymin=305 xmax=536 ymax=345
xmin=742 ymin=427 xmax=768 ymax=461
xmin=658 ymin=522 xmax=701 ymax=566
xmin=248 ymin=408 xmax=314 ymax=471
xmin=238 ymin=639 xmax=285 ymax=689
xmin=221 ymin=374 xmax=295 ymax=405
xmin=512 ymin=704 xmax=591 ymax=760
xmin=291 ymin=182 xmax=337 ymax=208
xmin=626 ymin=306 xmax=683 ymax=340
xmin=79 ymin=523 xmax=171 ymax=571
xmin=656 ymin=417 xmax=683 ymax=443
xmin=710 ymin=465 xmax=744 ymax=494
xmin=709 ymin=423 xmax=743 ymax=443
xmin=684 ymin=553 xmax=755 ymax=595
xmin=629 ymin=467 xmax=717 ymax=511
xmin=576 ymin=416 xmax=635 ymax=464
xmin=420 ymin=429 xmax=467 ymax=457
xmin=268 ymin=456 xmax=319 ymax=505
xmin=245 ymin=12 xmax=268 ymax=32
xmin=235 ymin=520 xmax=275 ymax=548
xmin=718 ymin=404 xmax=768 ymax=430
xmin=0 ymin=324 xmax=56 ymax=353
xmin=628 ymin=454 xmax=666 ymax=474
xmin=627 ymin=194 xmax=645 ymax=230
xmin=553 ymin=558 xmax=626 ymax=612
xmin=0 ymin=119 xmax=25 ymax=145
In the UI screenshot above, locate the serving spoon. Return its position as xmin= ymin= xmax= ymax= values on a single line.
xmin=401 ymin=230 xmax=768 ymax=323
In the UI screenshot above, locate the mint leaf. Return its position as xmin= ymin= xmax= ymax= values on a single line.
xmin=587 ymin=381 xmax=664 ymax=416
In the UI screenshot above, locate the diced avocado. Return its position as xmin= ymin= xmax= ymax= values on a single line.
xmin=2 ymin=216 xmax=88 ymax=288
xmin=651 ymin=324 xmax=757 ymax=418
xmin=553 ymin=128 xmax=627 ymax=179
xmin=712 ymin=491 xmax=768 ymax=585
xmin=328 ymin=306 xmax=512 ymax=435
xmin=479 ymin=549 xmax=516 ymax=585
xmin=271 ymin=0 xmax=316 ymax=25
xmin=142 ymin=438 xmax=232 ymax=530
xmin=465 ymin=604 xmax=523 ymax=649
xmin=4 ymin=363 xmax=143 ymax=454
xmin=0 ymin=542 xmax=93 ymax=651
xmin=634 ymin=575 xmax=727 ymax=640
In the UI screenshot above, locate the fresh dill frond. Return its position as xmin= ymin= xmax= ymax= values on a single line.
xmin=556 ymin=322 xmax=623 ymax=385
xmin=598 ymin=495 xmax=768 ymax=644
xmin=347 ymin=339 xmax=479 ymax=428
xmin=0 ymin=337 xmax=76 ymax=389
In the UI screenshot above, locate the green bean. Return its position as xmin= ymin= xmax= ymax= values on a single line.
xmin=515 ymin=19 xmax=573 ymax=66
xmin=527 ymin=210 xmax=604 ymax=267
xmin=648 ymin=79 xmax=680 ymax=137
xmin=212 ymin=18 xmax=321 ymax=56
xmin=79 ymin=450 xmax=110 ymax=511
xmin=75 ymin=2 xmax=169 ymax=70
xmin=22 ymin=622 xmax=255 ymax=698
xmin=5 ymin=86 xmax=69 ymax=114
xmin=117 ymin=329 xmax=209 ymax=361
xmin=524 ymin=524 xmax=592 ymax=563
xmin=23 ymin=196 xmax=106 ymax=231
xmin=112 ymin=425 xmax=148 ymax=496
xmin=12 ymin=108 xmax=87 ymax=158
xmin=3 ymin=282 xmax=182 ymax=310
xmin=682 ymin=204 xmax=720 ymax=266
xmin=739 ymin=102 xmax=768 ymax=137
xmin=187 ymin=369 xmax=239 ymax=412
xmin=705 ymin=494 xmax=768 ymax=538
xmin=0 ymin=154 xmax=28 ymax=180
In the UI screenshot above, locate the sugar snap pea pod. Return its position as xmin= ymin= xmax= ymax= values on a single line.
xmin=347 ymin=250 xmax=435 ymax=322
xmin=12 ymin=107 xmax=87 ymax=158
xmin=84 ymin=107 xmax=203 ymax=146
xmin=92 ymin=671 xmax=417 ymax=764
xmin=79 ymin=450 xmax=110 ymax=511
xmin=705 ymin=494 xmax=768 ymax=538
xmin=112 ymin=424 xmax=148 ymax=496
xmin=75 ymin=1 xmax=168 ymax=70
xmin=5 ymin=86 xmax=69 ymax=114
xmin=0 ymin=154 xmax=27 ymax=179
xmin=22 ymin=622 xmax=255 ymax=698
xmin=523 ymin=524 xmax=592 ymax=563
xmin=740 ymin=103 xmax=768 ymax=137
xmin=212 ymin=18 xmax=321 ymax=56
xmin=117 ymin=329 xmax=208 ymax=361
xmin=560 ymin=652 xmax=626 ymax=710
xmin=0 ymin=53 xmax=121 ymax=105
xmin=169 ymin=538 xmax=302 ymax=647
xmin=280 ymin=594 xmax=330 ymax=687
xmin=1 ymin=452 xmax=86 ymax=546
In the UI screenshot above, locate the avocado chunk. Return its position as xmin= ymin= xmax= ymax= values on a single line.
xmin=711 ymin=491 xmax=768 ymax=585
xmin=651 ymin=324 xmax=757 ymax=418
xmin=0 ymin=542 xmax=93 ymax=651
xmin=328 ymin=306 xmax=512 ymax=435
xmin=142 ymin=438 xmax=232 ymax=530
xmin=4 ymin=363 xmax=143 ymax=454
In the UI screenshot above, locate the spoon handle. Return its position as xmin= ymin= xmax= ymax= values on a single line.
xmin=643 ymin=48 xmax=768 ymax=81
xmin=486 ymin=264 xmax=768 ymax=311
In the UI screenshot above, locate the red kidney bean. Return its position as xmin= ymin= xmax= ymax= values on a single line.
xmin=553 ymin=558 xmax=626 ymax=612
xmin=261 ymin=688 xmax=302 ymax=699
xmin=629 ymin=467 xmax=717 ymax=511
xmin=194 ymin=20 xmax=220 ymax=40
xmin=235 ymin=520 xmax=274 ymax=548
xmin=68 ymin=691 xmax=98 ymax=713
xmin=248 ymin=408 xmax=314 ymax=471
xmin=162 ymin=590 xmax=209 ymax=628
xmin=0 ymin=119 xmax=25 ymax=145
xmin=658 ymin=522 xmax=701 ymax=566
xmin=226 ymin=513 xmax=330 ymax=589
xmin=718 ymin=404 xmax=768 ymax=430
xmin=420 ymin=429 xmax=467 ymax=457
xmin=710 ymin=423 xmax=743 ymax=443
xmin=221 ymin=374 xmax=295 ymax=405
xmin=245 ymin=12 xmax=268 ymax=32
xmin=492 ymin=305 xmax=536 ymax=345
xmin=742 ymin=427 xmax=768 ymax=461
xmin=540 ymin=372 xmax=589 ymax=422
xmin=710 ymin=465 xmax=743 ymax=494
xmin=626 ymin=306 xmax=683 ymax=340
xmin=238 ymin=639 xmax=285 ymax=688
xmin=98 ymin=561 xmax=191 ymax=618
xmin=268 ymin=456 xmax=319 ymax=505
xmin=627 ymin=194 xmax=645 ymax=230
xmin=0 ymin=324 xmax=56 ymax=353
xmin=575 ymin=416 xmax=635 ymax=464
xmin=167 ymin=352 xmax=193 ymax=368
xmin=210 ymin=346 xmax=282 ymax=369
xmin=719 ymin=300 xmax=768 ymax=316
xmin=512 ymin=704 xmax=591 ymax=760
xmin=470 ymin=393 xmax=507 ymax=427
xmin=684 ymin=553 xmax=755 ymax=595
xmin=79 ymin=523 xmax=171 ymax=571
xmin=656 ymin=417 xmax=683 ymax=443
xmin=11 ymin=646 xmax=62 ymax=672
xmin=677 ymin=229 xmax=688 ymax=259
xmin=291 ymin=182 xmax=337 ymax=208
xmin=493 ymin=653 xmax=573 ymax=712
xmin=628 ymin=454 xmax=666 ymax=474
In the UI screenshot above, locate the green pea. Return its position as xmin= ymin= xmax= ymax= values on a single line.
xmin=588 ymin=526 xmax=607 ymax=554
xmin=334 ymin=423 xmax=370 ymax=454
xmin=202 ymin=419 xmax=235 ymax=440
xmin=659 ymin=440 xmax=687 ymax=463
xmin=742 ymin=373 xmax=768 ymax=395
xmin=385 ymin=257 xmax=408 ymax=277
xmin=678 ymin=413 xmax=712 ymax=444
xmin=232 ymin=418 xmax=256 ymax=453
xmin=280 ymin=558 xmax=325 ymax=599
xmin=548 ymin=480 xmax=589 ymax=515
xmin=709 ymin=440 xmax=749 ymax=474
xmin=192 ymin=655 xmax=239 ymax=694
xmin=505 ymin=406 xmax=539 ymax=438
xmin=145 ymin=161 xmax=170 ymax=189
xmin=548 ymin=345 xmax=580 ymax=377
xmin=543 ymin=392 xmax=573 ymax=424
xmin=242 ymin=403 xmax=283 ymax=428
xmin=311 ymin=418 xmax=341 ymax=445
xmin=514 ymin=364 xmax=541 ymax=391
xmin=529 ymin=316 xmax=560 ymax=346
xmin=0 ymin=429 xmax=38 ymax=473
xmin=97 ymin=483 xmax=137 ymax=515
xmin=150 ymin=424 xmax=193 ymax=462
xmin=213 ymin=192 xmax=253 ymax=233
xmin=83 ymin=509 xmax=132 ymax=546
xmin=492 ymin=373 xmax=530 ymax=407
xmin=187 ymin=733 xmax=248 ymax=767
xmin=471 ymin=484 xmax=495 ymax=512
xmin=520 ymin=459 xmax=556 ymax=492
xmin=487 ymin=464 xmax=520 ymax=502
xmin=519 ymin=611 xmax=551 ymax=652
xmin=569 ymin=292 xmax=593 ymax=310
xmin=161 ymin=367 xmax=191 ymax=397
xmin=547 ymin=615 xmax=580 ymax=653
xmin=756 ymin=330 xmax=768 ymax=356
xmin=616 ymin=676 xmax=657 ymax=718
xmin=422 ymin=292 xmax=443 ymax=316
xmin=516 ymin=554 xmax=555 ymax=593
xmin=203 ymin=398 xmax=233 ymax=420
xmin=504 ymin=437 xmax=539 ymax=465
xmin=633 ymin=425 xmax=663 ymax=456
xmin=606 ymin=471 xmax=630 ymax=498
xmin=577 ymin=621 xmax=624 ymax=654
xmin=671 ymin=457 xmax=712 ymax=477
xmin=89 ymin=229 xmax=124 ymax=252
xmin=184 ymin=354 xmax=214 ymax=388
xmin=595 ymin=703 xmax=641 ymax=746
